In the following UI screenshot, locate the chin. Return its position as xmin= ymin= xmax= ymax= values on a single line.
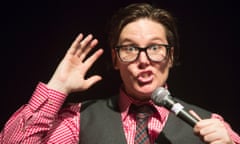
xmin=139 ymin=84 xmax=156 ymax=92
xmin=136 ymin=87 xmax=154 ymax=97
xmin=126 ymin=83 xmax=156 ymax=99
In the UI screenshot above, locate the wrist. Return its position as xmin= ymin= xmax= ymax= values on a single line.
xmin=47 ymin=79 xmax=70 ymax=95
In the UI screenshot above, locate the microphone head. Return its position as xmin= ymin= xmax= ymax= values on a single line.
xmin=151 ymin=87 xmax=170 ymax=106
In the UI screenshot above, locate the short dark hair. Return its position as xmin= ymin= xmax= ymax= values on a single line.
xmin=108 ymin=3 xmax=180 ymax=65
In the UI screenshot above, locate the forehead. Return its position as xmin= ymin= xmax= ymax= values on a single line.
xmin=119 ymin=18 xmax=167 ymax=44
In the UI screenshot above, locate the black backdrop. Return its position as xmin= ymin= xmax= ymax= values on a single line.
xmin=1 ymin=0 xmax=239 ymax=134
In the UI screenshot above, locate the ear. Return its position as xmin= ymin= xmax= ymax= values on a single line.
xmin=111 ymin=48 xmax=119 ymax=70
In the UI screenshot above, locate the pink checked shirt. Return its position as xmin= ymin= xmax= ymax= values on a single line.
xmin=1 ymin=82 xmax=240 ymax=144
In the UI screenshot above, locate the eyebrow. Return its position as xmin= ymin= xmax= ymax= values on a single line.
xmin=119 ymin=36 xmax=166 ymax=45
xmin=118 ymin=38 xmax=136 ymax=45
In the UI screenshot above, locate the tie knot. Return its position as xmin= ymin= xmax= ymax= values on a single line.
xmin=131 ymin=104 xmax=153 ymax=120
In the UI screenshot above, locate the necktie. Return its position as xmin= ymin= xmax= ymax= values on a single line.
xmin=132 ymin=105 xmax=153 ymax=144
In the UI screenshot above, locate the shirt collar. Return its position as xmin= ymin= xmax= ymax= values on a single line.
xmin=118 ymin=86 xmax=169 ymax=121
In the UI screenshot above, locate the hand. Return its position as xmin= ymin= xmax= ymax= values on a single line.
xmin=47 ymin=33 xmax=104 ymax=95
xmin=194 ymin=118 xmax=234 ymax=144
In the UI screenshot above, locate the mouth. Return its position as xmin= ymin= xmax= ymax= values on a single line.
xmin=137 ymin=71 xmax=154 ymax=84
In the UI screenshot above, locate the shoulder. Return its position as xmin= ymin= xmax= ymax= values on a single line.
xmin=80 ymin=95 xmax=119 ymax=113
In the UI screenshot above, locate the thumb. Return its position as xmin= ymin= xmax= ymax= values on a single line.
xmin=189 ymin=110 xmax=202 ymax=121
xmin=84 ymin=75 xmax=102 ymax=89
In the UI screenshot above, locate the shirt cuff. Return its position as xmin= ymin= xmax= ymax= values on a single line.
xmin=28 ymin=82 xmax=67 ymax=116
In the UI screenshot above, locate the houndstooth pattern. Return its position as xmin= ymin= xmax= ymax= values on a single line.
xmin=132 ymin=105 xmax=153 ymax=144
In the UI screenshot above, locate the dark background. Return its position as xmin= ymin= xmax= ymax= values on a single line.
xmin=1 ymin=0 xmax=239 ymax=134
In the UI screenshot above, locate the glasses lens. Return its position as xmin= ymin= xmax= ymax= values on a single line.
xmin=118 ymin=46 xmax=138 ymax=62
xmin=147 ymin=45 xmax=167 ymax=61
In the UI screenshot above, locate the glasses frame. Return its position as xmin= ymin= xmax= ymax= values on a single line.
xmin=115 ymin=44 xmax=171 ymax=63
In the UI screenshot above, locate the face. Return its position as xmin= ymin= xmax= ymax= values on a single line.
xmin=112 ymin=18 xmax=173 ymax=101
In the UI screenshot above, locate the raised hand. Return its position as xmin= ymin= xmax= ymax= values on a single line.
xmin=47 ymin=33 xmax=104 ymax=95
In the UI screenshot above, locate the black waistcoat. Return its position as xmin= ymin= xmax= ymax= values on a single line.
xmin=80 ymin=95 xmax=211 ymax=144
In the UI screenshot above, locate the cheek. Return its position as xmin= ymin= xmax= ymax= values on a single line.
xmin=119 ymin=65 xmax=132 ymax=79
xmin=154 ymin=61 xmax=171 ymax=84
xmin=156 ymin=68 xmax=169 ymax=83
xmin=118 ymin=64 xmax=137 ymax=86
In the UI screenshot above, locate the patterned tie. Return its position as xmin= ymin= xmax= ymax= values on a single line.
xmin=132 ymin=105 xmax=153 ymax=144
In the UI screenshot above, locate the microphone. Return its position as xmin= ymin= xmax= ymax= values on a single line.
xmin=151 ymin=87 xmax=199 ymax=127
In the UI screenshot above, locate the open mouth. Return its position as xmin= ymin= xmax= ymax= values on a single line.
xmin=137 ymin=71 xmax=154 ymax=84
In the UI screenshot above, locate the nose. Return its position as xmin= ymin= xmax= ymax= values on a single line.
xmin=138 ymin=51 xmax=150 ymax=67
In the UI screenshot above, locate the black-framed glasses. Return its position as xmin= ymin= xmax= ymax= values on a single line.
xmin=115 ymin=44 xmax=171 ymax=63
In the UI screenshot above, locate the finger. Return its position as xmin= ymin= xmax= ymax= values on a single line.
xmin=197 ymin=118 xmax=222 ymax=128
xmin=190 ymin=110 xmax=203 ymax=135
xmin=84 ymin=48 xmax=104 ymax=69
xmin=189 ymin=110 xmax=202 ymax=121
xmin=79 ymin=38 xmax=99 ymax=61
xmin=67 ymin=33 xmax=84 ymax=55
xmin=76 ymin=34 xmax=94 ymax=57
xmin=210 ymin=140 xmax=224 ymax=144
xmin=83 ymin=75 xmax=103 ymax=90
xmin=202 ymin=130 xmax=221 ymax=143
xmin=199 ymin=123 xmax=217 ymax=136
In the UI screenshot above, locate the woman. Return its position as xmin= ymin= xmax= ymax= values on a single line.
xmin=1 ymin=3 xmax=239 ymax=144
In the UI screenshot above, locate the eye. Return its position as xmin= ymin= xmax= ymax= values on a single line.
xmin=149 ymin=45 xmax=161 ymax=51
xmin=123 ymin=46 xmax=137 ymax=52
